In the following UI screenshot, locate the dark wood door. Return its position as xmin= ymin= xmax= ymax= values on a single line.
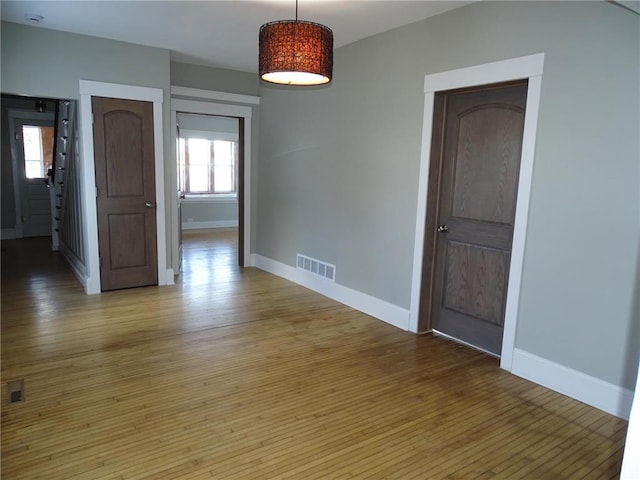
xmin=423 ymin=82 xmax=527 ymax=355
xmin=93 ymin=97 xmax=158 ymax=291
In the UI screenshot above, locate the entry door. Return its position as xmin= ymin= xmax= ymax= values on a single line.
xmin=424 ymin=81 xmax=527 ymax=355
xmin=92 ymin=97 xmax=158 ymax=291
xmin=15 ymin=120 xmax=55 ymax=237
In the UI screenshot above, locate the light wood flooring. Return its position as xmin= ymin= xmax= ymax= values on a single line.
xmin=1 ymin=230 xmax=628 ymax=479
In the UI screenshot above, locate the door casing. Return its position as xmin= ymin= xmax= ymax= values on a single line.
xmin=409 ymin=53 xmax=545 ymax=372
xmin=423 ymin=81 xmax=528 ymax=356
xmin=79 ymin=80 xmax=168 ymax=295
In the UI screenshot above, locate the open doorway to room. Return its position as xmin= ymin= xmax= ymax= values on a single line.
xmin=2 ymin=93 xmax=84 ymax=290
xmin=3 ymin=95 xmax=57 ymax=242
xmin=176 ymin=113 xmax=241 ymax=282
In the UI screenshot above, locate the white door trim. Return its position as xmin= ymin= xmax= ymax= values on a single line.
xmin=170 ymin=97 xmax=254 ymax=272
xmin=408 ymin=53 xmax=545 ymax=372
xmin=170 ymin=86 xmax=260 ymax=105
xmin=7 ymin=109 xmax=56 ymax=239
xmin=78 ymin=80 xmax=168 ymax=295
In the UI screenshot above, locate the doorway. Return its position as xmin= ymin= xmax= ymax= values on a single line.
xmin=419 ymin=81 xmax=528 ymax=356
xmin=170 ymin=94 xmax=255 ymax=278
xmin=408 ymin=53 xmax=545 ymax=370
xmin=176 ymin=113 xmax=242 ymax=275
xmin=6 ymin=102 xmax=56 ymax=240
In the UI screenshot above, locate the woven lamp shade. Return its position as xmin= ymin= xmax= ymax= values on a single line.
xmin=259 ymin=20 xmax=333 ymax=86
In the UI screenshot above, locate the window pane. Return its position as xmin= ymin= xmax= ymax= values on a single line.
xmin=213 ymin=141 xmax=233 ymax=166
xmin=183 ymin=137 xmax=237 ymax=195
xmin=213 ymin=140 xmax=236 ymax=194
xmin=214 ymin=166 xmax=233 ymax=192
xmin=188 ymin=138 xmax=210 ymax=165
xmin=22 ymin=126 xmax=54 ymax=179
xmin=23 ymin=126 xmax=42 ymax=161
xmin=189 ymin=165 xmax=209 ymax=192
xmin=177 ymin=137 xmax=186 ymax=191
xmin=25 ymin=160 xmax=43 ymax=178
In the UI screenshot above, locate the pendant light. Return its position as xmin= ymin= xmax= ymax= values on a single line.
xmin=259 ymin=0 xmax=333 ymax=86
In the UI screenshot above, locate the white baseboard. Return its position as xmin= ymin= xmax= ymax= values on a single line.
xmin=511 ymin=348 xmax=634 ymax=420
xmin=182 ymin=220 xmax=238 ymax=230
xmin=165 ymin=269 xmax=175 ymax=285
xmin=253 ymin=254 xmax=410 ymax=331
xmin=1 ymin=228 xmax=16 ymax=240
xmin=59 ymin=244 xmax=87 ymax=291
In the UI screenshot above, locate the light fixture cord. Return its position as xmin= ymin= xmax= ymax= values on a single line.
xmin=295 ymin=0 xmax=298 ymax=21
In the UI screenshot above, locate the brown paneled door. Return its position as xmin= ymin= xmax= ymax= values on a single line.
xmin=92 ymin=97 xmax=158 ymax=291
xmin=422 ymin=81 xmax=527 ymax=356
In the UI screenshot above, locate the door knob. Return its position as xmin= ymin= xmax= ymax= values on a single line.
xmin=437 ymin=224 xmax=449 ymax=232
xmin=145 ymin=202 xmax=155 ymax=208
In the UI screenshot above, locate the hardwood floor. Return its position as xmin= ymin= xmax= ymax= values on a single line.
xmin=1 ymin=231 xmax=627 ymax=479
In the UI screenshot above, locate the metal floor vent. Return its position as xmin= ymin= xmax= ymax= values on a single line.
xmin=297 ymin=254 xmax=336 ymax=281
xmin=7 ymin=379 xmax=25 ymax=404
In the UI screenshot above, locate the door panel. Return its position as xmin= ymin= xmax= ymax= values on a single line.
xmin=451 ymin=107 xmax=521 ymax=224
xmin=93 ymin=97 xmax=157 ymax=291
xmin=108 ymin=213 xmax=147 ymax=268
xmin=104 ymin=110 xmax=145 ymax=197
xmin=23 ymin=182 xmax=52 ymax=237
xmin=443 ymin=242 xmax=508 ymax=325
xmin=425 ymin=82 xmax=527 ymax=355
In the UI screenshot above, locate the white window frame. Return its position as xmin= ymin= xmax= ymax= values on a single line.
xmin=178 ymin=137 xmax=239 ymax=196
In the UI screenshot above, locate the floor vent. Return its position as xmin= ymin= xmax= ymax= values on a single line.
xmin=297 ymin=254 xmax=336 ymax=282
xmin=7 ymin=379 xmax=25 ymax=404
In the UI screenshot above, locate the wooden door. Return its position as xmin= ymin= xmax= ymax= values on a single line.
xmin=92 ymin=97 xmax=158 ymax=291
xmin=421 ymin=81 xmax=527 ymax=356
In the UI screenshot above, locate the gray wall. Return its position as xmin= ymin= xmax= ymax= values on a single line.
xmin=257 ymin=1 xmax=640 ymax=390
xmin=2 ymin=23 xmax=170 ymax=100
xmin=171 ymin=61 xmax=259 ymax=96
xmin=182 ymin=201 xmax=238 ymax=226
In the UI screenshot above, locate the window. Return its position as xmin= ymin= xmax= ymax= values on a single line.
xmin=22 ymin=125 xmax=54 ymax=179
xmin=178 ymin=137 xmax=238 ymax=195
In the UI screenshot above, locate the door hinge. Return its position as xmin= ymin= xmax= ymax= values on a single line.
xmin=95 ymin=186 xmax=99 ymax=198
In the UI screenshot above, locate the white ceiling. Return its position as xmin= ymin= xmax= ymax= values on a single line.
xmin=1 ymin=1 xmax=475 ymax=73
